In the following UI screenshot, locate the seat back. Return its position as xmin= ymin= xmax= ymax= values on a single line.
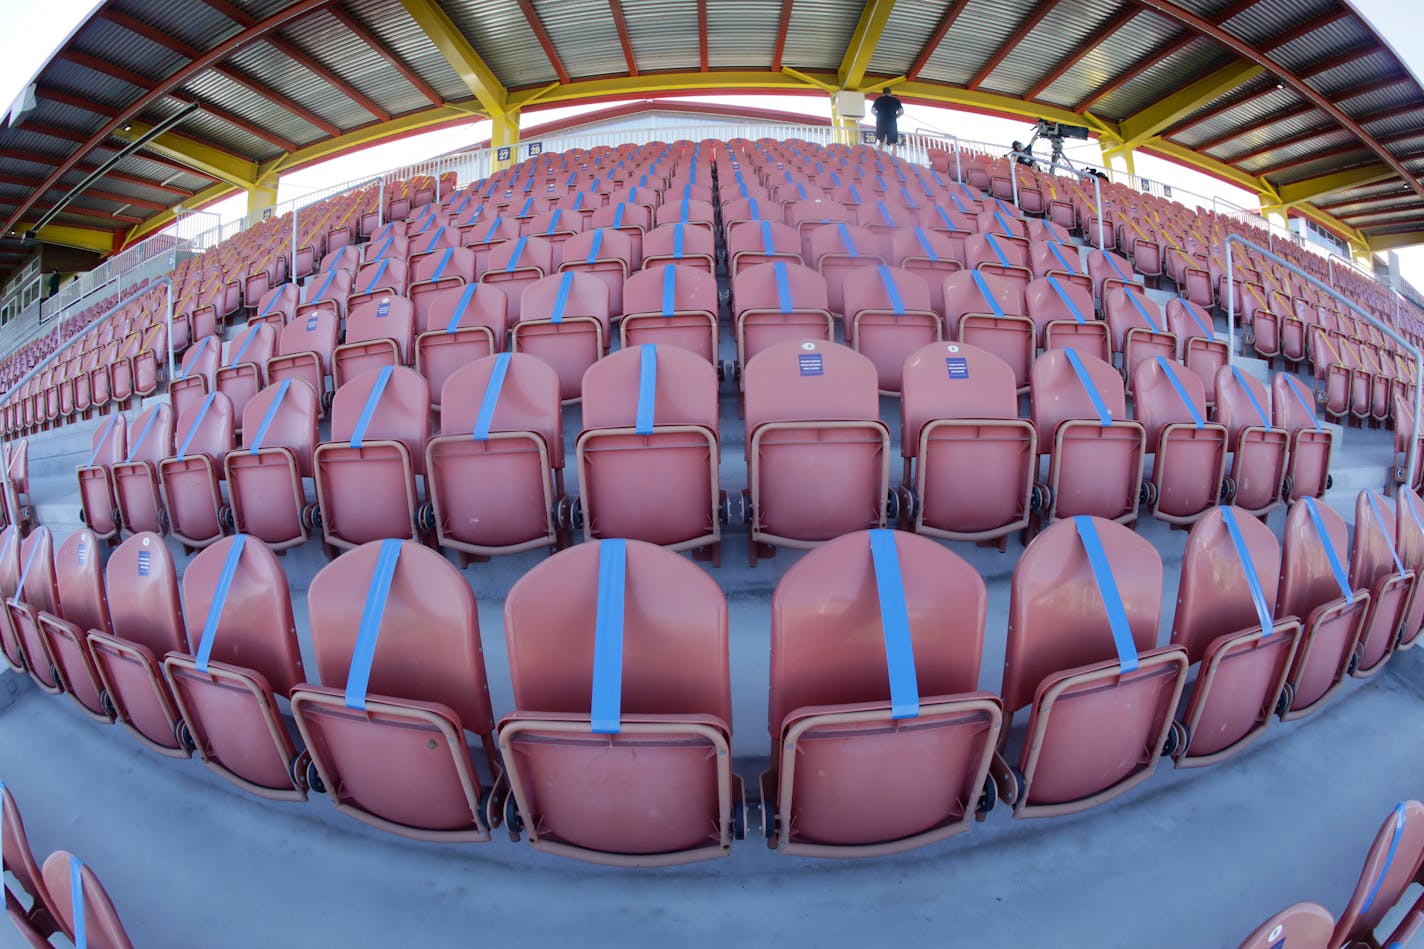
xmin=1272 ymin=371 xmax=1323 ymax=433
xmin=344 ymin=295 xmax=415 ymax=356
xmin=418 ymin=281 xmax=508 ymax=338
xmin=40 ymin=852 xmax=135 ymax=949
xmin=642 ymin=222 xmax=717 ymax=270
xmin=276 ymin=308 xmax=339 ymax=360
xmin=105 ymin=533 xmax=184 ymax=656
xmin=1276 ymin=497 xmax=1358 ymax=621
xmin=518 ymin=270 xmax=611 ymax=331
xmin=732 ymin=261 xmax=828 ymax=318
xmin=1 ymin=783 xmax=65 ymax=937
xmin=1332 ymin=800 xmax=1424 ymax=945
xmin=1029 ymin=348 xmax=1127 ymax=444
xmin=900 ymin=341 xmax=1017 ymax=455
xmin=841 ymin=264 xmax=933 ymax=319
xmin=86 ymin=413 xmax=127 ymax=468
xmin=1350 ymin=489 xmax=1408 ymax=593
xmin=55 ymin=530 xmax=111 ymax=636
xmin=122 ymin=403 xmax=173 ymax=467
xmin=15 ymin=526 xmax=58 ymax=616
xmin=410 ymin=244 xmax=476 ymax=286
xmin=581 ymin=343 xmax=717 ymax=433
xmin=942 ymin=268 xmax=1027 ymax=326
xmin=439 ymin=352 xmax=563 ymax=462
xmin=1172 ymin=506 xmax=1282 ymax=661
xmin=1131 ymin=356 xmax=1209 ymax=451
xmin=1237 ymin=902 xmax=1334 ymax=949
xmin=238 ymin=379 xmax=320 ymax=475
xmin=1214 ymin=366 xmax=1276 ymax=442
xmin=623 ymin=263 xmax=717 ymax=320
xmin=170 ymin=391 xmax=235 ymax=463
xmin=328 ymin=366 xmax=430 ymax=468
xmin=744 ymin=340 xmax=879 ymax=435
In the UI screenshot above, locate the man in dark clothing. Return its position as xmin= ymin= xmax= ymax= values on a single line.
xmin=1010 ymin=141 xmax=1035 ymax=167
xmin=872 ymin=88 xmax=903 ymax=155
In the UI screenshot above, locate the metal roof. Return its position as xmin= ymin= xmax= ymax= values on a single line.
xmin=0 ymin=0 xmax=1421 ymax=284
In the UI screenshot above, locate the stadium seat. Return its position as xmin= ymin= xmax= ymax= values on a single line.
xmin=619 ymin=264 xmax=719 ymax=363
xmin=764 ymin=529 xmax=1000 ymax=855
xmin=157 ymin=392 xmax=234 ymax=550
xmin=1001 ymin=515 xmax=1188 ymax=816
xmin=39 ymin=851 xmax=135 ymax=949
xmin=266 ymin=308 xmax=340 ymax=412
xmin=76 ymin=413 xmax=127 ymax=542
xmin=162 ymin=535 xmax=308 ymax=801
xmin=292 ymin=539 xmax=500 ymax=842
xmin=1330 ymin=800 xmax=1424 ymax=949
xmin=900 ymin=342 xmax=1034 ymax=543
xmin=1169 ymin=507 xmax=1301 ymax=767
xmin=1394 ymin=486 xmax=1424 ymax=649
xmin=332 ymin=294 xmax=415 ymax=389
xmin=727 ymin=218 xmax=803 ymax=277
xmin=731 ymin=261 xmax=834 ymax=369
xmin=1348 ymin=490 xmax=1415 ymax=678
xmin=37 ymin=530 xmax=114 ymax=723
xmin=558 ymin=227 xmax=634 ymax=318
xmin=1131 ymin=356 xmax=1227 ymax=525
xmin=805 ymin=222 xmax=885 ymax=316
xmin=1274 ymin=371 xmax=1335 ymax=502
xmin=1213 ymin=366 xmax=1288 ymax=517
xmin=224 ymin=379 xmax=320 ymax=551
xmin=1236 ymin=902 xmax=1334 ymax=949
xmin=7 ymin=526 xmax=60 ymax=694
xmin=1 ymin=781 xmax=65 ymax=944
xmin=414 ymin=283 xmax=508 ymax=412
xmin=408 ymin=244 xmax=477 ymax=329
xmin=510 ymin=270 xmax=611 ymax=402
xmin=742 ymin=341 xmax=889 ymax=564
xmin=500 ymin=538 xmax=738 ymax=865
xmin=1167 ymin=298 xmax=1227 ymax=405
xmin=214 ymin=321 xmax=277 ymax=431
xmin=480 ymin=234 xmax=554 ymax=323
xmin=890 ymin=227 xmax=962 ymax=315
xmin=1025 ymin=275 xmax=1108 ymax=362
xmin=944 ymin=269 xmax=1033 ymax=391
xmin=110 ymin=403 xmax=172 ymax=536
xmin=86 ymin=533 xmax=190 ymax=757
xmin=843 ymin=264 xmax=940 ymax=394
xmin=1104 ymin=285 xmax=1177 ymax=387
xmin=642 ymin=221 xmax=716 ymax=274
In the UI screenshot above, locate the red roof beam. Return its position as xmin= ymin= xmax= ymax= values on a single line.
xmin=514 ymin=0 xmax=570 ymax=85
xmin=608 ymin=0 xmax=638 ymax=77
xmin=771 ymin=0 xmax=794 ymax=72
xmin=908 ymin=0 xmax=973 ymax=82
xmin=968 ymin=0 xmax=1059 ymax=91
xmin=328 ymin=6 xmax=444 ymax=108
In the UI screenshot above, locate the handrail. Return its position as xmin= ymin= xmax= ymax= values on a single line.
xmin=1009 ymin=149 xmax=1105 ymax=250
xmin=1226 ymin=233 xmax=1422 ymax=482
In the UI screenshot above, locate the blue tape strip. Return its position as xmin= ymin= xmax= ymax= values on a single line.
xmin=612 ymin=204 xmax=626 ymax=229
xmin=13 ymin=528 xmax=45 ymax=606
xmin=308 ymin=268 xmax=337 ymax=306
xmin=876 ymin=265 xmax=906 ymax=315
xmin=590 ymin=539 xmax=627 ymax=735
xmin=546 ymin=209 xmax=565 ymax=235
xmin=362 ymin=259 xmax=391 ymax=295
xmin=1182 ymin=300 xmax=1214 ymax=338
xmin=176 ymin=392 xmax=217 ymax=461
xmin=1123 ymin=288 xmax=1163 ymax=333
xmin=472 ymin=352 xmax=511 ymax=441
xmin=429 ymin=246 xmax=454 ymax=283
xmin=748 ymin=197 xmax=761 ymax=221
xmin=1065 ymin=348 xmax=1113 ymax=427
xmin=506 ymin=235 xmax=528 ymax=272
xmin=348 ymin=365 xmax=393 ymax=449
xmin=949 ymin=192 xmax=969 ymax=214
xmin=672 ymin=222 xmax=685 ymax=258
xmin=1367 ymin=492 xmax=1409 ymax=580
xmin=259 ymin=286 xmax=283 ymax=317
xmin=912 ymin=227 xmax=938 ymax=262
xmin=759 ymin=220 xmax=775 ymax=256
xmin=124 ymin=407 xmax=160 ymax=464
xmin=248 ymin=379 xmax=291 ymax=455
xmin=178 ymin=335 xmax=215 ymax=381
xmin=1047 ymin=241 xmax=1077 ymax=274
xmin=1102 ymin=250 xmax=1129 ymax=282
xmin=1231 ymin=367 xmax=1271 ymax=429
xmin=1303 ymin=497 xmax=1354 ymax=602
xmin=1285 ymin=374 xmax=1323 ymax=432
xmin=228 ymin=324 xmax=262 ymax=368
xmin=445 ymin=283 xmax=479 ymax=335
xmin=1362 ymin=803 xmax=1409 ymax=913
xmin=970 ymin=270 xmax=1006 ymax=320
xmin=343 ymin=539 xmax=402 ymax=710
xmin=661 ymin=265 xmax=676 ymax=317
xmin=585 ymin=228 xmax=604 ymax=265
xmin=70 ymin=853 xmax=86 ymax=949
xmin=481 ymin=216 xmax=504 ymax=243
xmin=835 ymin=222 xmax=859 ymax=257
xmin=374 ymin=235 xmax=395 ymax=261
xmin=87 ymin=414 xmax=119 ymax=467
xmin=773 ymin=262 xmax=794 ymax=314
xmin=1047 ymin=275 xmax=1087 ymax=324
xmin=194 ymin=535 xmax=247 ymax=673
xmin=984 ymin=233 xmax=1012 ymax=268
xmin=1220 ymin=508 xmax=1275 ymax=636
xmin=635 ymin=344 xmax=657 ymax=435
xmin=935 ymin=206 xmax=958 ymax=232
xmin=1074 ymin=516 xmax=1140 ymax=673
xmin=1155 ymin=357 xmax=1204 ymax=429
xmin=868 ymin=530 xmax=920 ymax=719
xmin=551 ymin=270 xmax=574 ymax=324
xmin=876 ymin=200 xmax=893 ymax=226
xmin=993 ymin=210 xmax=1015 ymax=239
xmin=848 ymin=184 xmax=862 ymax=205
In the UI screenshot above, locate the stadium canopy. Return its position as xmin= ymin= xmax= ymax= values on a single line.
xmin=1 ymin=0 xmax=1422 ymax=283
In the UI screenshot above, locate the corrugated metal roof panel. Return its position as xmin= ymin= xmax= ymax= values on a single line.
xmin=1095 ymin=39 xmax=1233 ymax=119
xmin=1037 ymin=8 xmax=1185 ymax=109
xmin=866 ymin=0 xmax=944 ymax=78
xmin=67 ymin=18 xmax=185 ymax=86
xmin=919 ymin=0 xmax=1035 ymax=89
xmin=1241 ymin=140 xmax=1368 ymax=176
xmin=624 ymin=0 xmax=699 ymax=73
xmin=347 ymin=0 xmax=469 ymax=103
xmin=225 ymin=41 xmax=367 ymax=133
xmin=444 ymin=0 xmax=558 ymax=89
xmin=274 ymin=13 xmax=405 ymax=120
xmin=108 ymin=0 xmax=242 ymax=52
xmin=977 ymin=0 xmax=1127 ymax=99
xmin=1335 ymin=82 xmax=1417 ymax=118
xmin=782 ymin=0 xmax=862 ymax=72
xmin=1221 ymin=0 xmax=1338 ymax=48
xmin=706 ymin=0 xmax=780 ymax=69
xmin=1272 ymin=18 xmax=1373 ymax=75
xmin=180 ymin=65 xmax=323 ymax=145
xmin=1305 ymin=49 xmax=1395 ymax=90
xmin=536 ymin=0 xmax=632 ymax=80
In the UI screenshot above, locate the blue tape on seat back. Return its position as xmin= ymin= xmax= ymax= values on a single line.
xmin=635 ymin=345 xmax=657 ymax=435
xmin=430 ymin=246 xmax=454 ymax=283
xmin=506 ymin=236 xmax=529 ymax=272
xmin=1220 ymin=508 xmax=1275 ymax=636
xmin=248 ymin=379 xmax=291 ymax=455
xmin=88 ymin=414 xmax=119 ymax=467
xmin=343 ymin=539 xmax=402 ymax=711
xmin=228 ymin=324 xmax=262 ymax=369
xmin=672 ymin=222 xmax=685 ymax=258
xmin=950 ymin=193 xmax=970 ymax=214
xmin=1047 ymin=241 xmax=1077 ymax=274
xmin=912 ymin=227 xmax=938 ymax=262
xmin=259 ymin=287 xmax=283 ymax=317
xmin=590 ymin=539 xmax=628 ymax=735
xmin=876 ymin=265 xmax=906 ymax=315
xmin=1303 ymin=498 xmax=1355 ymax=602
xmin=445 ymin=283 xmax=480 ymax=335
xmin=661 ymin=266 xmax=677 ymax=317
xmin=1046 ymin=275 xmax=1087 ymax=324
xmin=1154 ymin=357 xmax=1204 ymax=429
xmin=758 ymin=220 xmax=775 ymax=256
xmin=773 ymin=261 xmax=794 ymax=314
xmin=12 ymin=528 xmax=45 ymax=607
xmin=348 ymin=365 xmax=394 ymax=449
xmin=835 ymin=222 xmax=858 ymax=257
xmin=612 ymin=204 xmax=626 ymax=229
xmin=984 ymin=233 xmax=1011 ymax=268
xmin=308 ymin=269 xmax=337 ymax=306
xmin=969 ymin=270 xmax=1007 ymax=320
xmin=550 ymin=271 xmax=575 ymax=324
xmin=70 ymin=853 xmax=87 ymax=949
xmin=473 ymin=352 xmax=512 ymax=441
xmin=1073 ymin=516 xmax=1140 ymax=674
xmin=867 ymin=530 xmax=920 ymax=719
xmin=1182 ymin=301 xmax=1214 ymax=338
xmin=546 ymin=209 xmax=564 ymax=235
xmin=1123 ymin=287 xmax=1162 ymax=332
xmin=1064 ymin=348 xmax=1114 ymax=427
xmin=1285 ymin=374 xmax=1323 ymax=432
xmin=363 ymin=259 xmax=391 ymax=294
xmin=748 ymin=197 xmax=761 ymax=221
xmin=1367 ymin=493 xmax=1409 ymax=579
xmin=176 ymin=392 xmax=218 ymax=461
xmin=1230 ymin=367 xmax=1272 ymax=429
xmin=584 ymin=228 xmax=605 ymax=265
xmin=194 ymin=535 xmax=248 ymax=673
xmin=124 ymin=408 xmax=160 ymax=464
xmin=876 ymin=200 xmax=893 ymax=226
xmin=993 ymin=210 xmax=1015 ymax=239
xmin=1101 ymin=250 xmax=1129 ymax=282
xmin=375 ymin=235 xmax=395 ymax=261
xmin=935 ymin=206 xmax=958 ymax=231
xmin=1362 ymin=803 xmax=1409 ymax=913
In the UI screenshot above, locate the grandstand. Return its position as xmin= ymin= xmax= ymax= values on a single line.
xmin=6 ymin=2 xmax=1424 ymax=947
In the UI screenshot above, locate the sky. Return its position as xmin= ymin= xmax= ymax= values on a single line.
xmin=0 ymin=0 xmax=1420 ymax=284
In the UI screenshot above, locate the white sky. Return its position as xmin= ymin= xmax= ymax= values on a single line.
xmin=0 ymin=1 xmax=1420 ymax=283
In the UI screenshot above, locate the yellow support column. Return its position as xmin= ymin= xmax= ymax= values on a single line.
xmin=830 ymin=93 xmax=862 ymax=146
xmin=491 ymin=109 xmax=521 ymax=171
xmin=245 ymin=180 xmax=278 ymax=227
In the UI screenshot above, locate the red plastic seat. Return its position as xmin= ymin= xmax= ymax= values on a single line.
xmin=500 ymin=538 xmax=737 ymax=865
xmin=1167 ymin=298 xmax=1227 ymax=405
xmin=480 ymin=234 xmax=553 ymax=323
xmin=426 ymin=353 xmax=565 ymax=561
xmin=890 ymin=226 xmax=962 ymax=316
xmin=266 ymin=308 xmax=340 ymax=411
xmin=731 ymin=261 xmax=834 ymax=369
xmin=588 ymin=200 xmax=651 ymax=270
xmin=1028 ymin=238 xmax=1090 ymax=290
xmin=1330 ymin=800 xmax=1424 ymax=949
xmin=743 ymin=341 xmax=890 ymax=563
xmin=291 ymin=539 xmax=500 ymax=842
xmin=37 ymin=529 xmax=114 ymax=723
xmin=0 ymin=528 xmax=21 ymax=674
xmin=524 ymin=208 xmax=582 ymax=270
xmin=726 ymin=218 xmax=802 ymax=278
xmin=414 ymin=283 xmax=508 ymax=412
xmin=1131 ymin=356 xmax=1227 ymax=525
xmin=1214 ymin=366 xmax=1288 ymax=517
xmin=348 ymin=256 xmax=409 ymax=311
xmin=944 ymin=269 xmax=1033 ymax=391
xmin=76 ymin=413 xmax=127 ymax=542
xmin=86 ymin=533 xmax=189 ymax=757
xmin=1274 ymin=372 xmax=1333 ymax=501
xmin=297 ymin=266 xmax=352 ymax=321
xmin=1087 ymin=247 xmax=1137 ymax=303
xmin=900 ymin=342 xmax=1034 ymax=542
xmin=110 ymin=403 xmax=172 ymax=536
xmin=1348 ymin=489 xmax=1415 ymax=678
xmin=1 ymin=782 xmax=66 ymax=945
xmin=1236 ymin=902 xmax=1334 ymax=949
xmin=1169 ymin=506 xmax=1302 ymax=767
xmin=169 ymin=334 xmax=221 ymax=422
xmin=40 ymin=851 xmax=135 ymax=949
xmin=7 ymin=526 xmax=61 ymax=694
xmin=805 ymin=222 xmax=885 ymax=316
xmin=1276 ymin=497 xmax=1370 ymax=719
xmin=1025 ymin=275 xmax=1108 ymax=361
xmin=313 ymin=366 xmax=430 ymax=554
xmin=332 ymin=295 xmax=415 ymax=389
xmin=1395 ymin=486 xmax=1424 ymax=650
xmin=764 ymin=529 xmax=1001 ymax=856
xmin=510 ymin=270 xmax=611 ymax=402
xmin=641 ymin=221 xmax=716 ymax=274
xmin=1104 ymin=285 xmax=1177 ymax=387
xmin=557 ymin=227 xmax=633 ymax=319
xmin=224 ymin=379 xmax=320 ymax=550
xmin=1029 ymin=349 xmax=1146 ymax=525
xmin=965 ymin=230 xmax=1032 ymax=294
xmin=1002 ymin=515 xmax=1189 ymax=817
xmin=408 ymin=244 xmax=477 ymax=329
xmin=214 ymin=321 xmax=276 ymax=431
xmin=577 ymin=344 xmax=721 ymax=558
xmin=843 ymin=264 xmax=941 ymax=394
xmin=619 ymin=264 xmax=719 ymax=363
xmin=162 ymin=535 xmax=307 ymax=800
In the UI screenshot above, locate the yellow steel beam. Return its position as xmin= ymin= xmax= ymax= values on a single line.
xmin=244 ymin=181 xmax=279 ymax=227
xmin=838 ymin=0 xmax=898 ymax=91
xmin=1116 ymin=61 xmax=1264 ymax=151
xmin=1277 ymin=164 xmax=1397 ymax=206
xmin=1290 ymin=201 xmax=1367 ymax=249
xmin=119 ymin=120 xmax=258 ymax=190
xmin=491 ymin=110 xmax=520 ymax=171
xmin=18 ymin=223 xmax=119 ymax=255
xmin=1368 ymin=231 xmax=1424 ymax=253
xmin=1134 ymin=138 xmax=1278 ymax=196
xmin=399 ymin=0 xmax=507 ymax=116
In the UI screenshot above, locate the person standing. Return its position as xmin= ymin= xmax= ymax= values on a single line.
xmin=872 ymin=88 xmax=903 ymax=155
